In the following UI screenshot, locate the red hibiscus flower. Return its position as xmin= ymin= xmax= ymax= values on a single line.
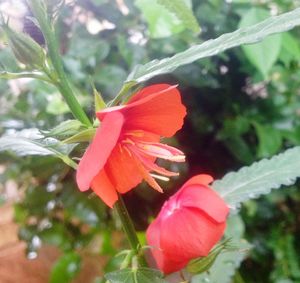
xmin=146 ymin=174 xmax=229 ymax=274
xmin=76 ymin=84 xmax=186 ymax=207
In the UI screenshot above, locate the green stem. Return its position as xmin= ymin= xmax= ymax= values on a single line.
xmin=114 ymin=194 xmax=147 ymax=267
xmin=0 ymin=71 xmax=53 ymax=83
xmin=29 ymin=0 xmax=91 ymax=126
xmin=233 ymin=271 xmax=246 ymax=283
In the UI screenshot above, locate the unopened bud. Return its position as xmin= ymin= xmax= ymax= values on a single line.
xmin=2 ymin=23 xmax=46 ymax=68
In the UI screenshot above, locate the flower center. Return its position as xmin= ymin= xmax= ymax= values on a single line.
xmin=121 ymin=131 xmax=185 ymax=193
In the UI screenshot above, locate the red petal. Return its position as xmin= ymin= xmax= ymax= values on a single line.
xmin=98 ymin=84 xmax=186 ymax=137
xmin=146 ymin=217 xmax=164 ymax=270
xmin=76 ymin=112 xmax=124 ymax=191
xmin=146 ymin=216 xmax=188 ymax=274
xmin=105 ymin=144 xmax=144 ymax=194
xmin=126 ymin=84 xmax=178 ymax=104
xmin=91 ymin=169 xmax=118 ymax=208
xmin=177 ymin=185 xmax=229 ymax=223
xmin=182 ymin=174 xmax=213 ymax=188
xmin=160 ymin=208 xmax=226 ymax=264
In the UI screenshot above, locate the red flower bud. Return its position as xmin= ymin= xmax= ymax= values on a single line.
xmin=146 ymin=174 xmax=229 ymax=274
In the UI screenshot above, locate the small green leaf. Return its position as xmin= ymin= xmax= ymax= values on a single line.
xmin=0 ymin=71 xmax=52 ymax=83
xmin=191 ymin=216 xmax=250 ymax=283
xmin=135 ymin=0 xmax=189 ymax=38
xmin=187 ymin=239 xmax=234 ymax=274
xmin=239 ymin=8 xmax=282 ymax=78
xmin=157 ymin=0 xmax=200 ymax=33
xmin=212 ymin=146 xmax=300 ymax=212
xmin=105 ymin=268 xmax=167 ymax=283
xmin=49 ymin=253 xmax=81 ymax=283
xmin=0 ymin=129 xmax=77 ymax=168
xmin=46 ymin=93 xmax=70 ymax=115
xmin=43 ymin=120 xmax=84 ymax=138
xmin=279 ymin=32 xmax=300 ymax=65
xmin=219 ymin=117 xmax=250 ymax=137
xmin=127 ymin=7 xmax=300 ymax=83
xmin=62 ymin=128 xmax=96 ymax=144
xmin=252 ymin=122 xmax=282 ymax=158
xmin=281 ymin=33 xmax=300 ymax=58
xmin=94 ymin=87 xmax=106 ymax=112
xmin=191 ymin=241 xmax=249 ymax=283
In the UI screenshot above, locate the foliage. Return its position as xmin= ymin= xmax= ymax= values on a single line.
xmin=213 ymin=146 xmax=300 ymax=212
xmin=50 ymin=253 xmax=82 ymax=283
xmin=127 ymin=7 xmax=300 ymax=83
xmin=105 ymin=268 xmax=167 ymax=283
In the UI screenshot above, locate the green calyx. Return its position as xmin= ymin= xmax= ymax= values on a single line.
xmin=2 ymin=23 xmax=46 ymax=69
xmin=187 ymin=239 xmax=234 ymax=274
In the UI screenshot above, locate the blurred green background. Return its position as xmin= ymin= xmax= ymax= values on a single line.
xmin=0 ymin=0 xmax=300 ymax=282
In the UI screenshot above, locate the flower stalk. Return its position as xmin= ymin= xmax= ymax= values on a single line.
xmin=114 ymin=194 xmax=147 ymax=267
xmin=28 ymin=0 xmax=91 ymax=126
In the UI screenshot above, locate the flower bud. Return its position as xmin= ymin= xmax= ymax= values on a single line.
xmin=2 ymin=24 xmax=46 ymax=68
xmin=146 ymin=174 xmax=229 ymax=274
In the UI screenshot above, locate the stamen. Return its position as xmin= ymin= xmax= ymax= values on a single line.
xmin=123 ymin=145 xmax=132 ymax=157
xmin=132 ymin=155 xmax=163 ymax=193
xmin=136 ymin=142 xmax=185 ymax=162
xmin=150 ymin=173 xmax=170 ymax=182
xmin=122 ymin=138 xmax=135 ymax=145
xmin=135 ymin=151 xmax=179 ymax=177
xmin=125 ymin=130 xmax=144 ymax=137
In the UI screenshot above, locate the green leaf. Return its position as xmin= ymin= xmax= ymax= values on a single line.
xmin=43 ymin=120 xmax=84 ymax=138
xmin=223 ymin=137 xmax=254 ymax=165
xmin=239 ymin=8 xmax=282 ymax=78
xmin=218 ymin=117 xmax=254 ymax=164
xmin=46 ymin=93 xmax=70 ymax=115
xmin=281 ymin=33 xmax=300 ymax=58
xmin=62 ymin=128 xmax=96 ymax=144
xmin=94 ymin=87 xmax=106 ymax=112
xmin=127 ymin=7 xmax=300 ymax=83
xmin=279 ymin=32 xmax=300 ymax=65
xmin=212 ymin=146 xmax=300 ymax=211
xmin=105 ymin=268 xmax=167 ymax=283
xmin=187 ymin=239 xmax=235 ymax=274
xmin=135 ymin=0 xmax=188 ymax=38
xmin=0 ymin=129 xmax=77 ymax=168
xmin=157 ymin=0 xmax=200 ymax=33
xmin=252 ymin=122 xmax=282 ymax=158
xmin=0 ymin=71 xmax=52 ymax=83
xmin=49 ymin=253 xmax=81 ymax=283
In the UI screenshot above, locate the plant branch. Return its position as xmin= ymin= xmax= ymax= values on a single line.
xmin=28 ymin=0 xmax=91 ymax=126
xmin=0 ymin=71 xmax=53 ymax=83
xmin=114 ymin=194 xmax=147 ymax=267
